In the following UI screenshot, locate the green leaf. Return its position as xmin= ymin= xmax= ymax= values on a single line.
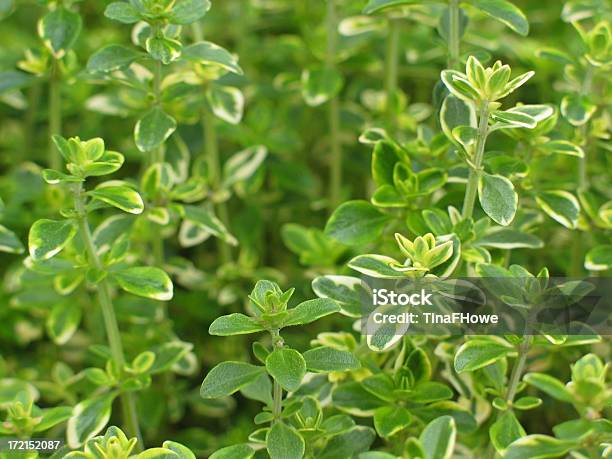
xmin=66 ymin=394 xmax=115 ymax=448
xmin=348 ymin=254 xmax=411 ymax=278
xmin=223 ymin=145 xmax=267 ymax=188
xmin=206 ymin=85 xmax=244 ymax=124
xmin=146 ymin=36 xmax=182 ymax=64
xmin=490 ymin=411 xmax=526 ymax=454
xmin=523 ymin=373 xmax=573 ymax=403
xmin=182 ymin=41 xmax=243 ymax=75
xmin=303 ymin=347 xmax=360 ymax=372
xmin=325 ymin=200 xmax=391 ymax=246
xmin=209 ymin=313 xmax=264 ymax=336
xmin=38 ymin=7 xmax=82 ymax=57
xmin=363 ymin=0 xmax=419 ymax=14
xmin=407 ymin=382 xmax=453 ymax=403
xmin=169 ymin=0 xmax=211 ymax=25
xmin=283 ymin=298 xmax=340 ymax=327
xmin=440 ymin=95 xmax=477 ymax=144
xmin=454 ymin=339 xmax=512 ymax=373
xmin=200 ymin=362 xmax=265 ymax=398
xmin=104 ymin=2 xmax=140 ymax=23
xmin=419 ymin=416 xmax=456 ymax=459
xmin=162 ymin=441 xmax=196 ymax=459
xmin=87 ymin=45 xmax=144 ymax=72
xmin=311 ymin=275 xmax=364 ymax=318
xmin=135 ymin=107 xmax=177 ymax=153
xmin=47 ymin=302 xmax=81 ymax=345
xmin=535 ymin=191 xmax=580 ymax=229
xmin=301 ymin=66 xmax=343 ymax=107
xmin=209 ymin=444 xmax=255 ymax=459
xmin=440 ymin=70 xmax=480 ymax=102
xmin=112 ymin=266 xmax=173 ymax=300
xmin=471 ymin=0 xmax=529 ymax=36
xmin=514 ymin=396 xmax=542 ymax=410
xmin=373 ymin=406 xmax=412 ymax=438
xmin=266 ymin=422 xmax=305 ymax=459
xmin=422 ymin=209 xmax=452 ymax=236
xmin=34 ymin=406 xmax=72 ymax=432
xmin=560 ymin=94 xmax=597 ymax=127
xmin=371 ymin=185 xmax=405 ymax=208
xmin=476 ymin=228 xmax=543 ymax=249
xmin=585 ymin=244 xmax=612 ymax=271
xmin=89 ymin=186 xmax=144 ymax=214
xmin=478 ymin=173 xmax=518 ymax=226
xmin=42 ymin=169 xmax=82 ymax=184
xmin=136 ymin=448 xmax=179 ymax=458
xmin=265 ymin=348 xmax=306 ymax=392
xmin=29 ymin=219 xmax=77 ymax=260
xmin=504 ymin=435 xmax=579 ymax=459
xmin=148 ymin=341 xmax=192 ymax=374
xmin=491 ymin=109 xmax=537 ymax=129
xmin=319 ymin=426 xmax=376 ymax=459
xmin=372 ymin=141 xmax=401 ymax=186
xmin=542 ymin=140 xmax=584 ymax=158
xmin=0 ymin=224 xmax=24 ymax=254
xmin=507 ymin=104 xmax=553 ymax=122
xmin=84 ymin=151 xmax=125 ymax=177
xmin=181 ymin=205 xmax=237 ymax=245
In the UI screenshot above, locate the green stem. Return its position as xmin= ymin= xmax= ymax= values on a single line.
xmin=25 ymin=83 xmax=41 ymax=161
xmin=461 ymin=102 xmax=489 ymax=219
xmin=326 ymin=0 xmax=342 ymax=210
xmin=271 ymin=329 xmax=284 ymax=421
xmin=571 ymin=64 xmax=594 ymax=276
xmin=578 ymin=64 xmax=593 ymax=191
xmin=150 ymin=59 xmax=165 ymax=265
xmin=447 ymin=0 xmax=461 ymax=70
xmin=505 ymin=336 xmax=532 ymax=404
xmin=385 ymin=18 xmax=401 ymax=136
xmin=48 ymin=58 xmax=61 ymax=169
xmin=202 ymin=107 xmax=231 ymax=263
xmin=74 ymin=184 xmax=143 ymax=450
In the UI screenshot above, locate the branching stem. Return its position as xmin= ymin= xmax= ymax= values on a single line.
xmin=461 ymin=102 xmax=489 ymax=219
xmin=505 ymin=336 xmax=532 ymax=404
xmin=73 ymin=183 xmax=143 ymax=450
xmin=271 ymin=329 xmax=284 ymax=421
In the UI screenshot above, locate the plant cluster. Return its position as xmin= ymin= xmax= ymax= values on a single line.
xmin=0 ymin=0 xmax=609 ymax=458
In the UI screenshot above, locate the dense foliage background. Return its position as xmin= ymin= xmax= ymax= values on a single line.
xmin=0 ymin=0 xmax=609 ymax=458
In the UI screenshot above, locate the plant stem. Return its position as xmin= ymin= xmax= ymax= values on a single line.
xmin=461 ymin=102 xmax=489 ymax=219
xmin=202 ymin=107 xmax=231 ymax=263
xmin=578 ymin=64 xmax=593 ymax=191
xmin=48 ymin=58 xmax=62 ymax=169
xmin=271 ymin=329 xmax=283 ymax=421
xmin=571 ymin=64 xmax=594 ymax=276
xmin=24 ymin=84 xmax=41 ymax=160
xmin=505 ymin=336 xmax=532 ymax=404
xmin=447 ymin=0 xmax=461 ymax=70
xmin=74 ymin=184 xmax=143 ymax=449
xmin=150 ymin=59 xmax=165 ymax=265
xmin=385 ymin=18 xmax=401 ymax=136
xmin=326 ymin=0 xmax=342 ymax=210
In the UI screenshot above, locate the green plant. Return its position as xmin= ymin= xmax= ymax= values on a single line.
xmin=200 ymin=280 xmax=372 ymax=458
xmin=27 ymin=135 xmax=177 ymax=447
